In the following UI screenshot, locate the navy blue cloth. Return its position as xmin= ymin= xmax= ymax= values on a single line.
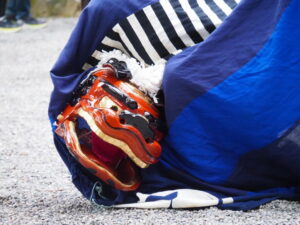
xmin=49 ymin=0 xmax=300 ymax=210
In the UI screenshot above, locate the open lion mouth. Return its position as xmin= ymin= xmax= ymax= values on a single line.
xmin=74 ymin=121 xmax=141 ymax=188
xmin=63 ymin=109 xmax=153 ymax=190
xmin=57 ymin=101 xmax=162 ymax=191
xmin=77 ymin=107 xmax=154 ymax=167
xmin=77 ymin=118 xmax=128 ymax=170
xmin=59 ymin=102 xmax=163 ymax=190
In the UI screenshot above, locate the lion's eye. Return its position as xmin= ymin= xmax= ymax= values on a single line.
xmin=110 ymin=106 xmax=118 ymax=111
xmin=98 ymin=96 xmax=119 ymax=112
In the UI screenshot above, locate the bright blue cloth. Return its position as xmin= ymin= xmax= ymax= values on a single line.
xmin=49 ymin=0 xmax=300 ymax=210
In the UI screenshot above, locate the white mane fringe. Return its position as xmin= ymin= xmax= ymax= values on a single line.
xmin=96 ymin=50 xmax=165 ymax=100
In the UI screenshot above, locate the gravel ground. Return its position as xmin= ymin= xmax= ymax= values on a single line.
xmin=0 ymin=18 xmax=299 ymax=225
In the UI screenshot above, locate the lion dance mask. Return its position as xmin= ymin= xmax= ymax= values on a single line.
xmin=55 ymin=59 xmax=164 ymax=191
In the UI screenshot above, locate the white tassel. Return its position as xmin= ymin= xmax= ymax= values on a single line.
xmin=96 ymin=50 xmax=165 ymax=99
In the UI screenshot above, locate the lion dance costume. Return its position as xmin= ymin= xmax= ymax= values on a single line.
xmin=49 ymin=0 xmax=300 ymax=210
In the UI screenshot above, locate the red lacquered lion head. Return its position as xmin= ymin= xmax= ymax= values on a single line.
xmin=55 ymin=59 xmax=164 ymax=191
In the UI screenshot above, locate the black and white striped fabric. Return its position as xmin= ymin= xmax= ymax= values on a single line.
xmin=83 ymin=0 xmax=240 ymax=70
